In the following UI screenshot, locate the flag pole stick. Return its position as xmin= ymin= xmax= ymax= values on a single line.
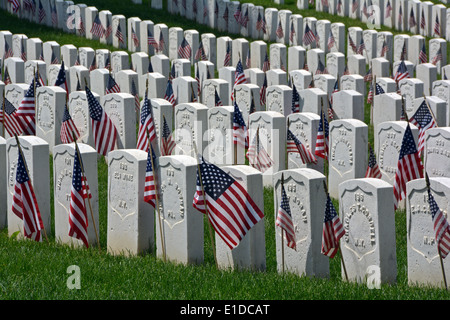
xmin=422 ymin=94 xmax=439 ymax=128
xmin=425 ymin=172 xmax=448 ymax=290
xmin=72 ymin=133 xmax=101 ymax=252
xmin=280 ymin=173 xmax=285 ymax=274
xmin=146 ymin=128 xmax=167 ymax=263
xmin=193 ymin=141 xmax=218 ymax=269
xmin=2 ymin=90 xmax=5 ymax=138
xmin=234 ymin=88 xmax=238 ymax=165
xmin=371 ymin=75 xmax=376 ymax=126
xmin=14 ymin=134 xmax=49 ymax=244
xmin=320 ymin=100 xmax=328 ymax=185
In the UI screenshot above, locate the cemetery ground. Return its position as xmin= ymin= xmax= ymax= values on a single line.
xmin=1 ymin=1 xmax=450 ymax=301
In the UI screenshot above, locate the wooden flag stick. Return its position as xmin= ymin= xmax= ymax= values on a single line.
xmin=371 ymin=75 xmax=376 ymax=126
xmin=193 ymin=141 xmax=218 ymax=269
xmin=280 ymin=173 xmax=285 ymax=274
xmin=146 ymin=128 xmax=166 ymax=262
xmin=2 ymin=90 xmax=5 ymax=138
xmin=72 ymin=135 xmax=101 ymax=251
xmin=425 ymin=172 xmax=448 ymax=290
xmin=14 ymin=134 xmax=49 ymax=244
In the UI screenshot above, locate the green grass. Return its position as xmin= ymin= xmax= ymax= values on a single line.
xmin=1 ymin=2 xmax=450 ymax=300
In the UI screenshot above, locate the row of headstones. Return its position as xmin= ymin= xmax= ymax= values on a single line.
xmin=1 ymin=135 xmax=449 ymax=287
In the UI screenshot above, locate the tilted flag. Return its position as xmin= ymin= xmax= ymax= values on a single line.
xmin=12 ymin=148 xmax=44 ymax=242
xmin=409 ymin=7 xmax=416 ymax=28
xmin=245 ymin=49 xmax=251 ymax=69
xmin=1 ymin=98 xmax=24 ymax=137
xmin=233 ymin=3 xmax=242 ymax=25
xmin=289 ymin=21 xmax=296 ymax=44
xmin=420 ymin=9 xmax=426 ymax=30
xmin=105 ymin=73 xmax=120 ymax=94
xmin=115 ymin=23 xmax=125 ymax=44
xmin=20 ymin=42 xmax=27 ymax=62
xmin=164 ymin=79 xmax=176 ymax=107
xmin=60 ymin=104 xmax=80 ymax=144
xmin=315 ymin=109 xmax=329 ymax=160
xmin=54 ymin=60 xmax=68 ymax=96
xmin=246 ymin=128 xmax=274 ymax=173
xmin=303 ymin=23 xmax=316 ymax=47
xmin=69 ymin=146 xmax=90 ymax=248
xmin=380 ymin=39 xmax=389 ymax=57
xmin=434 ymin=14 xmax=440 ymax=37
xmin=393 ymin=124 xmax=423 ymax=210
xmin=241 ymin=8 xmax=249 ymax=28
xmin=276 ymin=20 xmax=284 ymax=39
xmin=400 ymin=41 xmax=407 ymax=61
xmin=148 ymin=30 xmax=158 ymax=50
xmin=357 ymin=37 xmax=365 ymax=55
xmin=192 ymin=156 xmax=265 ymax=250
xmin=214 ymin=88 xmax=223 ymax=107
xmin=327 ymin=29 xmax=335 ymax=51
xmin=385 ymin=0 xmax=392 ymax=18
xmin=348 ymin=34 xmax=357 ymax=54
xmin=158 ymin=31 xmax=165 ymax=53
xmin=262 ymin=52 xmax=270 ymax=72
xmin=90 ymin=14 xmax=106 ymax=39
xmin=144 ymin=144 xmax=157 ymax=208
xmin=195 ymin=41 xmax=207 ymax=61
xmin=136 ymin=95 xmax=156 ymax=152
xmin=410 ymin=99 xmax=437 ymax=155
xmin=85 ymin=86 xmax=118 ymax=156
xmin=367 ymin=83 xmax=374 ymax=104
xmin=321 ymin=194 xmax=345 ymax=258
xmin=224 ymin=41 xmax=232 ymax=67
xmin=161 ymin=116 xmax=176 ymax=156
xmin=8 ymin=0 xmax=20 ymax=13
xmin=365 ymin=144 xmax=382 ymax=179
xmin=291 ymin=84 xmax=300 ymax=113
xmin=131 ymin=26 xmax=140 ymax=48
xmin=233 ymin=102 xmax=248 ymax=148
xmin=276 ymin=181 xmax=296 ymax=250
xmin=419 ymin=42 xmax=427 ymax=64
xmin=231 ymin=59 xmax=247 ymax=101
xmin=431 ymin=47 xmax=442 ymax=66
xmin=394 ymin=59 xmax=410 ymax=82
xmin=38 ymin=0 xmax=46 ymax=23
xmin=131 ymin=79 xmax=140 ymax=114
xmin=178 ymin=37 xmax=191 ymax=60
xmin=427 ymin=187 xmax=450 ymax=259
xmin=15 ymin=73 xmax=41 ymax=135
xmin=260 ymin=74 xmax=267 ymax=106
xmin=256 ymin=12 xmax=264 ymax=32
xmin=287 ymin=128 xmax=317 ymax=165
xmin=3 ymin=40 xmax=13 ymax=60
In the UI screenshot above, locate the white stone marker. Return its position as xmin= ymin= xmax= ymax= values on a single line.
xmin=107 ymin=149 xmax=155 ymax=256
xmin=265 ymin=85 xmax=292 ymax=117
xmin=0 ymin=137 xmax=5 ymax=229
xmin=328 ymin=119 xmax=368 ymax=199
xmin=174 ymin=103 xmax=208 ymax=157
xmin=372 ymin=92 xmax=403 ymax=131
xmin=53 ymin=143 xmax=99 ymax=247
xmin=273 ymin=169 xmax=329 ymax=277
xmin=332 ymin=89 xmax=365 ymax=122
xmin=424 ymin=128 xmax=450 ymax=178
xmin=4 ymin=57 xmax=25 ymax=84
xmin=68 ymin=90 xmax=99 ymax=149
xmin=339 ymin=178 xmax=397 ymax=284
xmin=6 ymin=136 xmax=51 ymax=239
xmin=205 ymin=106 xmax=235 ymax=166
xmin=157 ymin=155 xmax=203 ymax=264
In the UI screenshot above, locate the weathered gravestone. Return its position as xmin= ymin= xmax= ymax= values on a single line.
xmin=0 ymin=137 xmax=5 ymax=229
xmin=107 ymin=149 xmax=155 ymax=256
xmin=424 ymin=128 xmax=450 ymax=178
xmin=174 ymin=103 xmax=208 ymax=157
xmin=339 ymin=178 xmax=397 ymax=284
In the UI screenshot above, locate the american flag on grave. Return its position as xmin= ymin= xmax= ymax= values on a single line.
xmin=291 ymin=84 xmax=300 ymax=113
xmin=434 ymin=14 xmax=441 ymax=36
xmin=409 ymin=8 xmax=416 ymax=29
xmin=328 ymin=98 xmax=334 ymax=120
xmin=23 ymin=0 xmax=33 ymax=13
xmin=287 ymin=128 xmax=317 ymax=165
xmin=420 ymin=9 xmax=426 ymax=30
xmin=85 ymin=86 xmax=118 ymax=156
xmin=289 ymin=21 xmax=296 ymax=44
xmin=115 ymin=23 xmax=124 ymax=44
xmin=195 ymin=41 xmax=207 ymax=61
xmin=427 ymin=188 xmax=450 ymax=259
xmin=260 ymin=74 xmax=267 ymax=106
xmin=316 ymin=59 xmax=327 ymax=75
xmin=351 ymin=0 xmax=358 ymax=14
xmin=0 ymin=98 xmax=24 ymax=137
xmin=234 ymin=3 xmax=242 ymax=25
xmin=380 ymin=39 xmax=389 ymax=57
xmin=315 ymin=109 xmax=329 ymax=160
xmin=246 ymin=128 xmax=273 ymax=173
xmin=398 ymin=4 xmax=403 ymax=27
xmin=241 ymin=8 xmax=249 ymax=28
xmin=348 ymin=34 xmax=357 ymax=54
xmin=144 ymin=144 xmax=157 ymax=207
xmin=89 ymin=54 xmax=97 ymax=72
xmin=233 ymin=102 xmax=248 ymax=149
xmin=410 ymin=100 xmax=436 ymax=155
xmin=12 ymin=148 xmax=44 ymax=242
xmin=321 ymin=193 xmax=345 ymax=258
xmin=357 ymin=37 xmax=365 ymax=55
xmin=103 ymin=18 xmax=112 ymax=39
xmin=431 ymin=47 xmax=443 ymax=66
xmin=51 ymin=1 xmax=57 ymax=27
xmin=223 ymin=6 xmax=229 ymax=24
xmin=385 ymin=0 xmax=392 ymax=18
xmin=303 ymin=24 xmax=316 ymax=47
xmin=54 ymin=61 xmax=68 ymax=96
xmin=364 ymin=67 xmax=373 ymax=82
xmin=276 ymin=20 xmax=284 ymax=39
xmin=336 ymin=0 xmax=342 ymax=14
xmin=231 ymin=59 xmax=247 ymax=101
xmin=223 ymin=42 xmax=232 ymax=67
xmin=262 ymin=52 xmax=270 ymax=72
xmin=91 ymin=14 xmax=106 ymax=39
xmin=394 ymin=60 xmax=410 ymax=82
xmin=256 ymin=12 xmax=264 ymax=32
xmin=164 ymin=79 xmax=176 ymax=107
xmin=193 ymin=156 xmax=264 ymax=250
xmin=131 ymin=79 xmax=140 ymax=114
xmin=50 ymin=50 xmax=59 ymax=65
xmin=3 ymin=40 xmax=13 ymax=60
xmin=365 ymin=144 xmax=382 ymax=179
xmin=276 ymin=181 xmax=296 ymax=250
xmin=393 ymin=124 xmax=423 ymax=210
xmin=131 ymin=26 xmax=140 ymax=48
xmin=147 ymin=30 xmax=158 ymax=50
xmin=331 ymin=79 xmax=339 ymax=105
xmin=419 ymin=42 xmax=427 ymax=64
xmin=161 ymin=116 xmax=176 ymax=156
xmin=8 ymin=0 xmax=20 ymax=13
xmin=214 ymin=88 xmax=223 ymax=107
xmin=15 ymin=73 xmax=42 ymax=135
xmin=38 ymin=0 xmax=46 ymax=23
xmin=20 ymin=40 xmax=27 ymax=62
xmin=327 ymin=29 xmax=335 ymax=51
xmin=69 ymin=144 xmax=91 ymax=248
xmin=136 ymin=95 xmax=156 ymax=152
xmin=195 ymin=67 xmax=201 ymax=97
xmin=367 ymin=83 xmax=374 ymax=104
xmin=106 ymin=74 xmax=120 ymax=94
xmin=178 ymin=37 xmax=191 ymax=60
xmin=60 ymin=104 xmax=80 ymax=144
xmin=400 ymin=41 xmax=407 ymax=61
xmin=245 ymin=49 xmax=251 ymax=69
xmin=78 ymin=15 xmax=86 ymax=36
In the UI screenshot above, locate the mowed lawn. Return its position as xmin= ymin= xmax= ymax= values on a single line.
xmin=0 ymin=2 xmax=449 ymax=301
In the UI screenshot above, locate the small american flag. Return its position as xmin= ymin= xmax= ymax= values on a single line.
xmin=60 ymin=104 xmax=80 ymax=144
xmin=106 ymin=74 xmax=120 ymax=94
xmin=276 ymin=21 xmax=284 ymax=39
xmin=38 ymin=0 xmax=46 ymax=23
xmin=12 ymin=147 xmax=44 ymax=242
xmin=161 ymin=116 xmax=176 ymax=156
xmin=85 ymin=86 xmax=118 ymax=157
xmin=328 ymin=98 xmax=334 ymax=120
xmin=367 ymin=83 xmax=374 ymax=104
xmin=8 ymin=0 xmax=20 ymax=13
xmin=4 ymin=40 xmax=14 ymax=60
xmin=178 ymin=37 xmax=191 ymax=60
xmin=195 ymin=41 xmax=207 ymax=61
xmin=357 ymin=37 xmax=365 ymax=55
xmin=348 ymin=34 xmax=357 ymax=54
xmin=214 ymin=88 xmax=223 ymax=107
xmin=1 ymin=98 xmax=24 ymax=136
xmin=276 ymin=180 xmax=296 ymax=250
xmin=260 ymin=74 xmax=267 ymax=106
xmin=419 ymin=42 xmax=427 ymax=64
xmin=158 ymin=31 xmax=165 ymax=53
xmin=365 ymin=144 xmax=382 ymax=179
xmin=21 ymin=42 xmax=27 ymax=62
xmin=327 ymin=29 xmax=335 ymax=51
xmin=336 ymin=0 xmax=342 ymax=14
xmin=148 ymin=30 xmax=158 ymax=50
xmin=192 ymin=156 xmax=264 ymax=250
xmin=431 ymin=47 xmax=442 ymax=66
xmin=50 ymin=50 xmax=59 ymax=65
xmin=398 ymin=4 xmax=403 ymax=26
xmin=90 ymin=14 xmax=106 ymax=39
xmin=115 ymin=24 xmax=125 ymax=44
xmin=303 ymin=23 xmax=316 ymax=47
xmin=351 ymin=0 xmax=358 ymax=13
xmin=234 ymin=3 xmax=242 ymax=24
xmin=434 ymin=15 xmax=441 ymax=36
xmin=256 ymin=12 xmax=263 ymax=32
xmin=245 ymin=49 xmax=251 ymax=69
xmin=410 ymin=100 xmax=436 ymax=155
xmin=69 ymin=144 xmax=90 ymax=248
xmin=233 ymin=102 xmax=248 ymax=148
xmin=131 ymin=79 xmax=140 ymax=114
xmin=144 ymin=144 xmax=157 ymax=207
xmin=409 ymin=8 xmax=416 ymax=29
xmin=400 ymin=41 xmax=407 ymax=61
xmin=262 ymin=52 xmax=270 ymax=72
xmin=164 ymin=80 xmax=176 ymax=107
xmin=246 ymin=128 xmax=273 ymax=173
xmin=289 ymin=21 xmax=296 ymax=44
xmin=15 ymin=73 xmax=41 ymax=135
xmin=287 ymin=128 xmax=317 ymax=164
xmin=136 ymin=96 xmax=156 ymax=152
xmin=315 ymin=110 xmax=329 ymax=160
xmin=231 ymin=59 xmax=247 ymax=101
xmin=223 ymin=6 xmax=229 ymax=24
xmin=104 ymin=18 xmax=112 ymax=39
xmin=77 ymin=15 xmax=86 ymax=36
xmin=427 ymin=188 xmax=450 ymax=259
xmin=321 ymin=194 xmax=345 ymax=258
xmin=240 ymin=8 xmax=249 ymax=28
xmin=380 ymin=39 xmax=389 ymax=57
xmin=316 ymin=59 xmax=327 ymax=75
xmin=364 ymin=67 xmax=373 ymax=82
xmin=385 ymin=0 xmax=392 ymax=18
xmin=131 ymin=26 xmax=140 ymax=48
xmin=223 ymin=42 xmax=231 ymax=67
xmin=394 ymin=60 xmax=410 ymax=83
xmin=54 ymin=61 xmax=68 ymax=95
xmin=393 ymin=124 xmax=423 ymax=210
xmin=420 ymin=9 xmax=426 ymax=30
xmin=291 ymin=84 xmax=300 ymax=113
xmin=51 ymin=1 xmax=57 ymax=27
xmin=89 ymin=53 xmax=97 ymax=72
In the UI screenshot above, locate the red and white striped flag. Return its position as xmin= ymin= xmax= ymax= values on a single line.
xmin=365 ymin=144 xmax=382 ymax=179
xmin=178 ymin=37 xmax=191 ymax=60
xmin=85 ymin=86 xmax=118 ymax=157
xmin=90 ymin=14 xmax=106 ymax=39
xmin=276 ymin=180 xmax=296 ymax=250
xmin=431 ymin=47 xmax=442 ymax=66
xmin=419 ymin=42 xmax=427 ymax=64
xmin=105 ymin=74 xmax=121 ymax=94
xmin=315 ymin=110 xmax=329 ymax=160
xmin=131 ymin=79 xmax=140 ymax=114
xmin=287 ymin=128 xmax=317 ymax=164
xmin=276 ymin=21 xmax=284 ymax=39
xmin=321 ymin=193 xmax=345 ymax=258
xmin=427 ymin=187 xmax=450 ymax=259
xmin=246 ymin=128 xmax=273 ymax=173
xmin=0 ymin=98 xmax=24 ymax=137
xmin=161 ymin=116 xmax=176 ymax=156
xmin=233 ymin=102 xmax=248 ymax=148
xmin=60 ymin=104 xmax=80 ymax=144
xmin=136 ymin=96 xmax=156 ymax=152
xmin=131 ymin=26 xmax=140 ymax=48
xmin=144 ymin=144 xmax=157 ymax=208
xmin=15 ymin=73 xmax=42 ymax=135
xmin=193 ymin=156 xmax=264 ymax=250
xmin=410 ymin=99 xmax=437 ymax=156
xmin=12 ymin=148 xmax=44 ymax=242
